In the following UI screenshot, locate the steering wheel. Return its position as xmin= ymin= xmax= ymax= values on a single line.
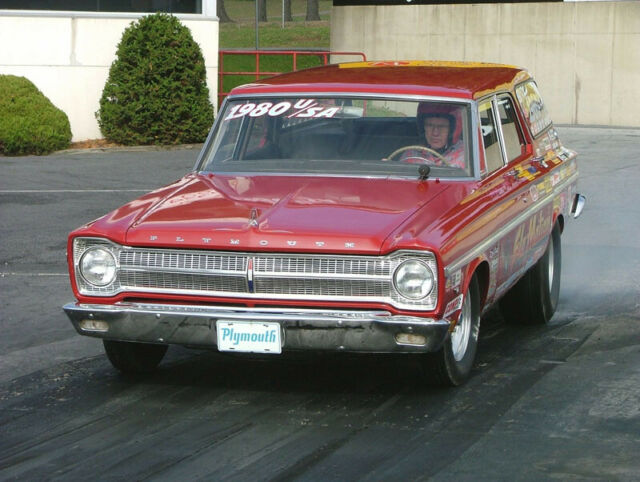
xmin=385 ymin=145 xmax=446 ymax=164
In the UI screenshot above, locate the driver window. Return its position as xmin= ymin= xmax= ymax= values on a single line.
xmin=497 ymin=95 xmax=525 ymax=162
xmin=479 ymin=100 xmax=504 ymax=174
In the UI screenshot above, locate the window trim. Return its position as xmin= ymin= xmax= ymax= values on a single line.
xmin=491 ymin=95 xmax=510 ymax=169
xmin=477 ymin=95 xmax=506 ymax=177
xmin=478 ymin=91 xmax=531 ymax=179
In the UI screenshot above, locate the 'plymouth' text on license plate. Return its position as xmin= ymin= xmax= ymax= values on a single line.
xmin=216 ymin=321 xmax=282 ymax=354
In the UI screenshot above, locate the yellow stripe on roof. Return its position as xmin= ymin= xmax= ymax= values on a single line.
xmin=338 ymin=60 xmax=520 ymax=69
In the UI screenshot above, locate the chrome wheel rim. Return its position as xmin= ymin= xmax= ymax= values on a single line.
xmin=451 ymin=293 xmax=472 ymax=362
xmin=547 ymin=240 xmax=555 ymax=289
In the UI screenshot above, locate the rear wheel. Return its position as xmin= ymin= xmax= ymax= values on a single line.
xmin=422 ymin=276 xmax=481 ymax=386
xmin=501 ymin=223 xmax=561 ymax=325
xmin=103 ymin=340 xmax=167 ymax=374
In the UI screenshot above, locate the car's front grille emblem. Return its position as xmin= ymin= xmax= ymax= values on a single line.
xmin=247 ymin=257 xmax=255 ymax=293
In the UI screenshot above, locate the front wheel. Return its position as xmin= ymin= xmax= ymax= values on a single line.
xmin=103 ymin=340 xmax=167 ymax=374
xmin=422 ymin=276 xmax=481 ymax=386
xmin=501 ymin=222 xmax=562 ymax=325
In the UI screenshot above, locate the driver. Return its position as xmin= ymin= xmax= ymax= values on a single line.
xmin=399 ymin=103 xmax=466 ymax=169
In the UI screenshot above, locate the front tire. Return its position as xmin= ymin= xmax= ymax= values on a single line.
xmin=103 ymin=340 xmax=167 ymax=374
xmin=422 ymin=276 xmax=481 ymax=386
xmin=501 ymin=222 xmax=562 ymax=325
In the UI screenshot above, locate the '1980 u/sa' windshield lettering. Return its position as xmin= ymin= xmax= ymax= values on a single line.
xmin=224 ymin=100 xmax=339 ymax=121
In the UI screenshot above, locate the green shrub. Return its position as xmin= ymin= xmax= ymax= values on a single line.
xmin=97 ymin=13 xmax=214 ymax=145
xmin=0 ymin=75 xmax=72 ymax=156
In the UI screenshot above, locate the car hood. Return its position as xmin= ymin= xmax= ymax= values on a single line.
xmin=119 ymin=174 xmax=450 ymax=254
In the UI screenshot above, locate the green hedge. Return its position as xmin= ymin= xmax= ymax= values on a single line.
xmin=0 ymin=75 xmax=72 ymax=156
xmin=97 ymin=13 xmax=214 ymax=145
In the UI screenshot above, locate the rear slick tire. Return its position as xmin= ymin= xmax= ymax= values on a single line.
xmin=103 ymin=340 xmax=167 ymax=374
xmin=500 ymin=222 xmax=562 ymax=325
xmin=422 ymin=276 xmax=481 ymax=387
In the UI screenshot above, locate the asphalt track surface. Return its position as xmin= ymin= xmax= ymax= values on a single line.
xmin=1 ymin=128 xmax=639 ymax=480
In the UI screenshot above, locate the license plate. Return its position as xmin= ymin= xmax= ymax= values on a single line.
xmin=216 ymin=321 xmax=282 ymax=354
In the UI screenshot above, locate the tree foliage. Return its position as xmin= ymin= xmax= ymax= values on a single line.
xmin=0 ymin=75 xmax=71 ymax=155
xmin=97 ymin=13 xmax=214 ymax=145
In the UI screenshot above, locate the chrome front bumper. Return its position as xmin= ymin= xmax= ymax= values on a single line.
xmin=63 ymin=302 xmax=450 ymax=353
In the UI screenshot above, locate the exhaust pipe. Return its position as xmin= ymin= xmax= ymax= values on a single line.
xmin=571 ymin=193 xmax=586 ymax=219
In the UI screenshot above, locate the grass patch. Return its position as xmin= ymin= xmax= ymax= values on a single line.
xmin=221 ymin=0 xmax=333 ymax=25
xmin=218 ymin=1 xmax=332 ymax=102
xmin=221 ymin=22 xmax=329 ymax=49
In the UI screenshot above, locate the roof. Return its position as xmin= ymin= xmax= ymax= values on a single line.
xmin=229 ymin=60 xmax=531 ymax=100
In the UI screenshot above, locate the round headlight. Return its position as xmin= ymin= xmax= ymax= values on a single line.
xmin=393 ymin=260 xmax=434 ymax=300
xmin=79 ymin=247 xmax=117 ymax=287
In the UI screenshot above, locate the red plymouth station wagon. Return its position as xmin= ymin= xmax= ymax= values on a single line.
xmin=64 ymin=61 xmax=585 ymax=386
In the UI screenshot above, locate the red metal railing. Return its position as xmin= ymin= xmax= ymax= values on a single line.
xmin=218 ymin=49 xmax=367 ymax=106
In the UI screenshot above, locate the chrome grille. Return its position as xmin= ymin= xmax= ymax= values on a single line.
xmin=253 ymin=256 xmax=390 ymax=277
xmin=119 ymin=271 xmax=248 ymax=293
xmin=73 ymin=238 xmax=437 ymax=310
xmin=255 ymin=278 xmax=389 ymax=297
xmin=119 ymin=251 xmax=247 ymax=274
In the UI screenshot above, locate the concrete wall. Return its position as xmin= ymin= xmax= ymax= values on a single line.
xmin=331 ymin=1 xmax=640 ymax=127
xmin=0 ymin=12 xmax=219 ymax=141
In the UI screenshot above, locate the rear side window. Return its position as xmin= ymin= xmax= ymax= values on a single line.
xmin=479 ymin=101 xmax=503 ymax=174
xmin=515 ymin=81 xmax=552 ymax=137
xmin=497 ymin=96 xmax=525 ymax=162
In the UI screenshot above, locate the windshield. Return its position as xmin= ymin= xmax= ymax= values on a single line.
xmin=200 ymin=96 xmax=473 ymax=178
